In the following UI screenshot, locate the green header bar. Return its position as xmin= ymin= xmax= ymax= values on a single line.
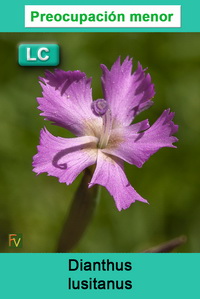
xmin=0 ymin=1 xmax=200 ymax=32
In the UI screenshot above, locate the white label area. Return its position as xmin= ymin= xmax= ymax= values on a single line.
xmin=25 ymin=5 xmax=181 ymax=28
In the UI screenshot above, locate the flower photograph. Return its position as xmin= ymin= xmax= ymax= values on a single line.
xmin=0 ymin=33 xmax=199 ymax=252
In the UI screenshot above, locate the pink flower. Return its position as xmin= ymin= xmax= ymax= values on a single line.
xmin=33 ymin=57 xmax=178 ymax=211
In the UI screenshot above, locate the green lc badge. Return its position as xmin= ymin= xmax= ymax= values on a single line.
xmin=18 ymin=44 xmax=60 ymax=66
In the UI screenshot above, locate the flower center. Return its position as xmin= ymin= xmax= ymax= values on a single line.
xmin=91 ymin=99 xmax=112 ymax=149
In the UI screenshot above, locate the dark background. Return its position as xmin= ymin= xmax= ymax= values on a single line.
xmin=0 ymin=33 xmax=199 ymax=252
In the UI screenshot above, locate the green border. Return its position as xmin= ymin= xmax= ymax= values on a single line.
xmin=1 ymin=1 xmax=200 ymax=32
xmin=1 ymin=1 xmax=200 ymax=298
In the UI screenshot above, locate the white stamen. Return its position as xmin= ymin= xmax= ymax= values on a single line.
xmin=99 ymin=109 xmax=112 ymax=149
xmin=91 ymin=99 xmax=112 ymax=148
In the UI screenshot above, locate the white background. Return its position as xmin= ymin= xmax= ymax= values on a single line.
xmin=25 ymin=5 xmax=181 ymax=28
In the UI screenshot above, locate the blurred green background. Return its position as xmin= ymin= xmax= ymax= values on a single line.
xmin=0 ymin=33 xmax=199 ymax=253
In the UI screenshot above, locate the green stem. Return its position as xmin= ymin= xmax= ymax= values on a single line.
xmin=142 ymin=236 xmax=187 ymax=253
xmin=57 ymin=168 xmax=101 ymax=253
